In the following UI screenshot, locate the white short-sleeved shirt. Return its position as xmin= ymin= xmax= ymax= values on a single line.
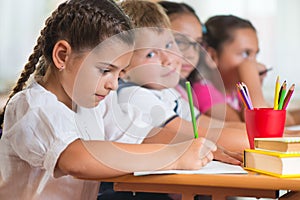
xmin=102 ymin=90 xmax=154 ymax=144
xmin=117 ymin=81 xmax=200 ymax=127
xmin=0 ymin=82 xmax=152 ymax=199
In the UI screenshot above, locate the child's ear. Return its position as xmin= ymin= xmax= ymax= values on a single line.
xmin=119 ymin=70 xmax=127 ymax=79
xmin=206 ymin=47 xmax=219 ymax=67
xmin=119 ymin=69 xmax=131 ymax=80
xmin=52 ymin=40 xmax=71 ymax=71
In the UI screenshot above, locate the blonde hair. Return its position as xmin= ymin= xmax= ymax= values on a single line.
xmin=120 ymin=0 xmax=170 ymax=29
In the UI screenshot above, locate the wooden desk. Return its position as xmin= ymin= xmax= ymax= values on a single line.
xmin=99 ymin=172 xmax=300 ymax=200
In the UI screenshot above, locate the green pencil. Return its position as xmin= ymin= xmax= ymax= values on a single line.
xmin=278 ymin=82 xmax=287 ymax=110
xmin=185 ymin=81 xmax=199 ymax=139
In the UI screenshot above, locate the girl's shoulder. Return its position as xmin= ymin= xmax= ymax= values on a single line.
xmin=6 ymin=82 xmax=73 ymax=120
xmin=8 ymin=82 xmax=56 ymax=109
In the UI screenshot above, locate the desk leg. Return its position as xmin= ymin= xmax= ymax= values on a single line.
xmin=181 ymin=193 xmax=195 ymax=200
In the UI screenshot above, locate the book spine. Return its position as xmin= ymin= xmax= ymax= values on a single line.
xmin=244 ymin=167 xmax=300 ymax=178
xmin=245 ymin=149 xmax=300 ymax=157
xmin=243 ymin=150 xmax=247 ymax=167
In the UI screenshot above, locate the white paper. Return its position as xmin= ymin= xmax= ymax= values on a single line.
xmin=286 ymin=125 xmax=300 ymax=131
xmin=134 ymin=160 xmax=247 ymax=176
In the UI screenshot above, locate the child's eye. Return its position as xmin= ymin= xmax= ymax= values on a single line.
xmin=165 ymin=41 xmax=173 ymax=49
xmin=146 ymin=52 xmax=156 ymax=58
xmin=99 ymin=68 xmax=110 ymax=74
xmin=241 ymin=51 xmax=250 ymax=58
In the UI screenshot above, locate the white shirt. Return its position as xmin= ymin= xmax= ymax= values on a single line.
xmin=117 ymin=81 xmax=200 ymax=127
xmin=0 ymin=82 xmax=152 ymax=199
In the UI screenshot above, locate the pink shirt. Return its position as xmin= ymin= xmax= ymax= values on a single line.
xmin=225 ymin=91 xmax=242 ymax=111
xmin=192 ymin=80 xmax=226 ymax=113
xmin=175 ymin=81 xmax=242 ymax=114
xmin=192 ymin=80 xmax=243 ymax=113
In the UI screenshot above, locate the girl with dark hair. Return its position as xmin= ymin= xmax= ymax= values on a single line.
xmin=159 ymin=1 xmax=241 ymax=122
xmin=203 ymin=15 xmax=298 ymax=124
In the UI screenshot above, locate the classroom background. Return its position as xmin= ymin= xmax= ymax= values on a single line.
xmin=1 ymin=0 xmax=300 ymax=109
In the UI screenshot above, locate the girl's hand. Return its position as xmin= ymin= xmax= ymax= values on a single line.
xmin=173 ymin=138 xmax=216 ymax=170
xmin=213 ymin=146 xmax=242 ymax=165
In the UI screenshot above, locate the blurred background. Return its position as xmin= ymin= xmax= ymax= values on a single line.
xmin=1 ymin=0 xmax=300 ymax=108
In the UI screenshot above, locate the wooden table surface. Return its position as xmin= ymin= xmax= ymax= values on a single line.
xmin=97 ymin=171 xmax=300 ymax=200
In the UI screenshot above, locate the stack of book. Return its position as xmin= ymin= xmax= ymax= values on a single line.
xmin=243 ymin=137 xmax=300 ymax=178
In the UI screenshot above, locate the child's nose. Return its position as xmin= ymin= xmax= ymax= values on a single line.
xmin=160 ymin=51 xmax=172 ymax=67
xmin=105 ymin=78 xmax=119 ymax=91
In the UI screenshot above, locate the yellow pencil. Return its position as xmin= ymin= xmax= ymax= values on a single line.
xmin=274 ymin=76 xmax=280 ymax=110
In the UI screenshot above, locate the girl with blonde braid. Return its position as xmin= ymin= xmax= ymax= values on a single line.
xmin=0 ymin=0 xmax=215 ymax=199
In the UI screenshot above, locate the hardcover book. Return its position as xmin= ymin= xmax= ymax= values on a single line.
xmin=254 ymin=137 xmax=300 ymax=152
xmin=244 ymin=148 xmax=300 ymax=178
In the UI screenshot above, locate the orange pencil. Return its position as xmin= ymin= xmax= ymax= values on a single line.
xmin=236 ymin=84 xmax=247 ymax=108
xmin=282 ymin=84 xmax=295 ymax=110
xmin=236 ymin=83 xmax=253 ymax=109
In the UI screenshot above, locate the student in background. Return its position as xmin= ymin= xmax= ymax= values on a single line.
xmin=119 ymin=0 xmax=249 ymax=157
xmin=116 ymin=1 xmax=246 ymax=199
xmin=158 ymin=1 xmax=239 ymax=122
xmin=160 ymin=2 xmax=300 ymax=127
xmin=0 ymin=0 xmax=216 ymax=199
xmin=203 ymin=15 xmax=300 ymax=125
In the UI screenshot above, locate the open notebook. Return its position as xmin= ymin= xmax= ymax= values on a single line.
xmin=134 ymin=160 xmax=247 ymax=176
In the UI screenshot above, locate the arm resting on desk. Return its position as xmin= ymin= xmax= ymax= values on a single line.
xmin=56 ymin=138 xmax=215 ymax=179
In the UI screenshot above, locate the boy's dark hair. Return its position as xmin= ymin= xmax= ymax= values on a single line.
xmin=158 ymin=1 xmax=202 ymax=24
xmin=0 ymin=0 xmax=134 ymax=129
xmin=204 ymin=15 xmax=256 ymax=52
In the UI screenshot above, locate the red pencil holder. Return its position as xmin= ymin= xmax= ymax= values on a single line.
xmin=244 ymin=108 xmax=286 ymax=149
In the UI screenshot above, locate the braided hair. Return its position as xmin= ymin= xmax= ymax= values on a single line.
xmin=0 ymin=0 xmax=134 ymax=128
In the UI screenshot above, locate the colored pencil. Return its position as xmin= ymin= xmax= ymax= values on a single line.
xmin=259 ymin=67 xmax=273 ymax=76
xmin=278 ymin=80 xmax=286 ymax=104
xmin=274 ymin=76 xmax=280 ymax=110
xmin=236 ymin=84 xmax=247 ymax=108
xmin=185 ymin=81 xmax=199 ymax=139
xmin=236 ymin=83 xmax=253 ymax=110
xmin=282 ymin=84 xmax=295 ymax=110
xmin=278 ymin=81 xmax=287 ymax=110
xmin=241 ymin=82 xmax=253 ymax=109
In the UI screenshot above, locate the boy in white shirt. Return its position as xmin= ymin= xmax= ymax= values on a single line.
xmin=118 ymin=0 xmax=249 ymax=156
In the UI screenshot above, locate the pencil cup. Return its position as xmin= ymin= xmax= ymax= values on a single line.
xmin=244 ymin=108 xmax=286 ymax=149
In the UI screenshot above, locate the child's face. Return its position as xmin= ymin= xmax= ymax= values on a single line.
xmin=123 ymin=29 xmax=182 ymax=90
xmin=170 ymin=14 xmax=202 ymax=79
xmin=214 ymin=28 xmax=259 ymax=89
xmin=64 ymin=41 xmax=133 ymax=108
